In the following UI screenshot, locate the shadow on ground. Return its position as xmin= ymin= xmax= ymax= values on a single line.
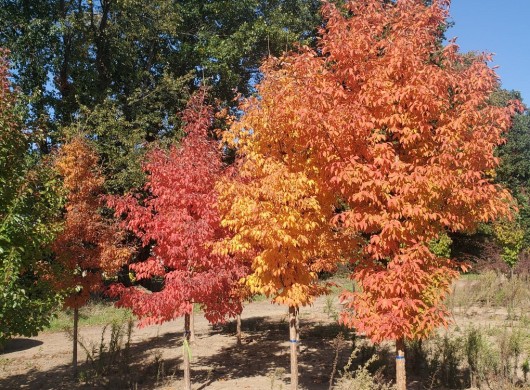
xmin=0 ymin=330 xmax=182 ymax=389
xmin=0 ymin=316 xmax=360 ymax=389
xmin=2 ymin=338 xmax=44 ymax=353
xmin=190 ymin=316 xmax=356 ymax=390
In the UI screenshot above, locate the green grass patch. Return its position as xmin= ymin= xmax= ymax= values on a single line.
xmin=252 ymin=293 xmax=268 ymax=302
xmin=326 ymin=275 xmax=356 ymax=296
xmin=46 ymin=301 xmax=134 ymax=332
xmin=459 ymin=272 xmax=481 ymax=280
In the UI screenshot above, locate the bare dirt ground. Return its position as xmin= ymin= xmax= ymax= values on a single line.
xmin=0 ymin=297 xmax=355 ymax=390
xmin=2 ymin=277 xmax=526 ymax=390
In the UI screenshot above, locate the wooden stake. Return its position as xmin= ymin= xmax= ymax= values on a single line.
xmin=236 ymin=313 xmax=242 ymax=346
xmin=183 ymin=313 xmax=192 ymax=390
xmin=73 ymin=307 xmax=79 ymax=379
xmin=189 ymin=306 xmax=196 ymax=343
xmin=396 ymin=338 xmax=406 ymax=390
xmin=289 ymin=306 xmax=299 ymax=390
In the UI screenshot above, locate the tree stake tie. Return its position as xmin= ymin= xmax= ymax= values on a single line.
xmin=396 ymin=356 xmax=405 ymax=360
xmin=289 ymin=339 xmax=299 ymax=343
xmin=183 ymin=339 xmax=193 ymax=360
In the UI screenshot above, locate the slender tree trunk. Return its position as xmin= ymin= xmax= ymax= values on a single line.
xmin=73 ymin=307 xmax=79 ymax=379
xmin=236 ymin=313 xmax=242 ymax=346
xmin=289 ymin=306 xmax=299 ymax=390
xmin=396 ymin=338 xmax=406 ymax=390
xmin=189 ymin=306 xmax=196 ymax=343
xmin=183 ymin=313 xmax=191 ymax=390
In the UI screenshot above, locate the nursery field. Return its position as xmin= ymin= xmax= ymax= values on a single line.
xmin=1 ymin=273 xmax=530 ymax=390
xmin=2 ymin=2 xmax=530 ymax=390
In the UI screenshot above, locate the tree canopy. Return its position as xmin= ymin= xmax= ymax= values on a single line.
xmin=497 ymin=109 xmax=530 ymax=248
xmin=109 ymin=91 xmax=246 ymax=326
xmin=0 ymin=0 xmax=323 ymax=193
xmin=50 ymin=135 xmax=130 ymax=309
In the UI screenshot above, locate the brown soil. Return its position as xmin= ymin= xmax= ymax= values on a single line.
xmin=1 ymin=288 xmax=523 ymax=390
xmin=0 ymin=297 xmax=353 ymax=390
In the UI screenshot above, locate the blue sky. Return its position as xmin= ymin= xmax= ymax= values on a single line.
xmin=447 ymin=1 xmax=530 ymax=104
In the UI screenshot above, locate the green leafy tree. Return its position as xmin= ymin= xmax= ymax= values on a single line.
xmin=492 ymin=218 xmax=524 ymax=275
xmin=0 ymin=0 xmax=322 ymax=192
xmin=496 ymin=108 xmax=530 ymax=249
xmin=429 ymin=232 xmax=453 ymax=259
xmin=0 ymin=50 xmax=63 ymax=348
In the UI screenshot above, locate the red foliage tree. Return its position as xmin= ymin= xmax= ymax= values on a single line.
xmin=109 ymin=90 xmax=246 ymax=389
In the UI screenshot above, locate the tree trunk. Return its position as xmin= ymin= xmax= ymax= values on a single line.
xmin=73 ymin=307 xmax=79 ymax=379
xmin=289 ymin=306 xmax=299 ymax=390
xmin=183 ymin=313 xmax=192 ymax=390
xmin=236 ymin=313 xmax=242 ymax=346
xmin=396 ymin=338 xmax=406 ymax=390
xmin=189 ymin=306 xmax=196 ymax=343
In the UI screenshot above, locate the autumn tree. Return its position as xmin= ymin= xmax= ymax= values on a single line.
xmin=109 ymin=90 xmax=246 ymax=390
xmin=0 ymin=49 xmax=63 ymax=349
xmin=223 ymin=1 xmax=521 ymax=388
xmin=217 ymin=147 xmax=343 ymax=389
xmin=452 ymin=89 xmax=530 ymax=273
xmin=50 ymin=135 xmax=130 ymax=376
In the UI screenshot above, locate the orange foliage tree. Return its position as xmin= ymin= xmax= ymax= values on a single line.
xmin=52 ymin=135 xmax=130 ymax=376
xmin=222 ymin=0 xmax=521 ymax=388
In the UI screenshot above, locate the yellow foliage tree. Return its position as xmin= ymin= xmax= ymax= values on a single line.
xmin=217 ymin=154 xmax=344 ymax=389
